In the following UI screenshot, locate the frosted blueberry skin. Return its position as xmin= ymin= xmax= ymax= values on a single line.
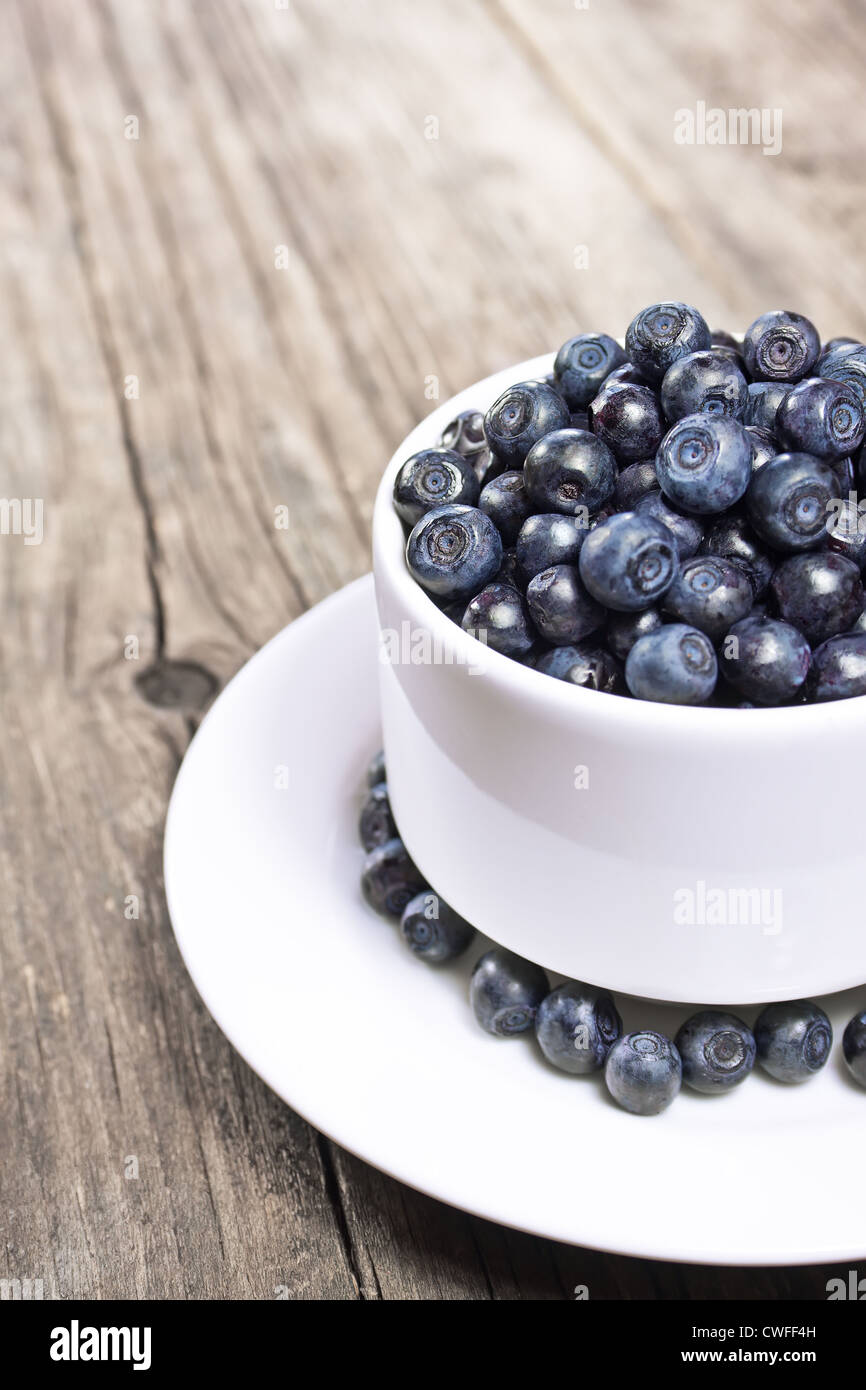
xmin=553 ymin=332 xmax=627 ymax=409
xmin=615 ymin=460 xmax=659 ymax=510
xmin=478 ymin=470 xmax=533 ymax=545
xmin=526 ymin=564 xmax=604 ymax=646
xmin=605 ymin=607 xmax=663 ymax=662
xmin=842 ymin=1011 xmax=866 ymax=1088
xmin=742 ymin=309 xmax=821 ymax=382
xmin=746 ymin=426 xmax=778 ymax=472
xmin=776 ymin=377 xmax=866 ymax=461
xmin=406 ymin=504 xmax=503 ymax=600
xmin=806 ymin=632 xmax=866 ymax=701
xmin=625 ymin=301 xmax=711 ymax=384
xmin=400 ymin=891 xmax=475 ymax=964
xmin=743 ymin=380 xmax=793 ymax=432
xmin=361 ymin=838 xmax=428 ymax=920
xmin=470 ymin=947 xmax=549 ymax=1037
xmin=698 ymin=515 xmax=774 ymax=598
xmin=534 ymin=642 xmax=626 ymax=694
xmin=589 ymin=381 xmax=665 ymax=464
xmin=634 ymin=490 xmax=705 ymax=558
xmin=819 ymin=343 xmax=866 ymax=409
xmin=675 ymin=1011 xmax=756 ymax=1094
xmin=483 ymin=379 xmax=571 ymax=467
xmin=523 ymin=428 xmax=617 ymax=516
xmin=754 ymin=1000 xmax=833 ymax=1083
xmin=535 ymin=981 xmax=623 ymax=1075
xmin=366 ymin=749 xmax=386 ymax=789
xmin=393 ymin=448 xmax=479 ymax=527
xmin=516 ymin=512 xmax=588 ymax=581
xmin=769 ymin=552 xmax=863 ymax=646
xmin=579 ymin=511 xmax=678 ymax=612
xmin=655 ymin=414 xmax=753 ymax=515
xmin=663 ymin=555 xmax=754 ymax=643
xmin=359 ymin=782 xmax=397 ymax=852
xmin=461 ymin=582 xmax=535 ymax=658
xmin=720 ymin=615 xmax=811 ymax=706
xmin=625 ymin=624 xmax=718 ymax=705
xmin=604 ymin=1031 xmax=682 ymax=1115
xmin=746 ymin=452 xmax=838 ymax=553
xmin=660 ymin=349 xmax=748 ymax=423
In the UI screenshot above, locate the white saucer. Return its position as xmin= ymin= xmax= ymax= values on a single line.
xmin=164 ymin=575 xmax=866 ymax=1266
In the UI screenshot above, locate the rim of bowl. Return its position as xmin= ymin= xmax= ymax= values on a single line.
xmin=373 ymin=351 xmax=866 ymax=743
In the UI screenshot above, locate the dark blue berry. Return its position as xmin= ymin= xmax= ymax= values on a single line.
xmin=769 ymin=552 xmax=863 ymax=645
xmin=743 ymin=310 xmax=820 ymax=382
xmin=806 ymin=632 xmax=866 ymax=701
xmin=524 ymin=429 xmax=617 ymax=515
xmin=720 ymin=616 xmax=811 ymax=705
xmin=535 ymin=982 xmax=622 ymax=1074
xmin=776 ymin=378 xmax=865 ymax=461
xmin=579 ymin=512 xmax=677 ymax=611
xmin=478 ymin=470 xmax=532 ymax=544
xmin=698 ymin=515 xmax=774 ymax=597
xmin=842 ymin=1011 xmax=866 ymax=1088
xmin=655 ymin=415 xmax=753 ymax=514
xmin=663 ymin=555 xmax=753 ymax=641
xmin=605 ymin=360 xmax=653 ymax=388
xmin=615 ymin=460 xmax=659 ymax=510
xmin=462 ymin=582 xmax=535 ymax=657
xmin=554 ymin=333 xmax=627 ymax=408
xmin=589 ymin=381 xmax=665 ymax=463
xmin=625 ymin=302 xmax=711 ymax=384
xmin=754 ymin=1000 xmax=832 ymax=1083
xmin=746 ymin=426 xmax=778 ymax=472
xmin=406 ymin=504 xmax=503 ymax=600
xmin=634 ymin=489 xmax=705 ymax=558
xmin=526 ymin=564 xmax=604 ymax=645
xmin=439 ymin=408 xmax=486 ymax=459
xmin=661 ymin=349 xmax=748 ymax=423
xmin=475 ymin=447 xmax=508 ymax=488
xmin=746 ymin=452 xmax=838 ymax=552
xmin=604 ymin=1031 xmax=682 ymax=1115
xmin=400 ymin=891 xmax=475 ymax=963
xmin=833 ymin=455 xmax=856 ymax=494
xmin=483 ymin=380 xmax=570 ymax=467
xmin=625 ymin=624 xmax=718 ymax=705
xmin=743 ymin=381 xmax=793 ymax=432
xmin=819 ymin=343 xmax=866 ymax=409
xmin=675 ymin=1011 xmax=756 ymax=1094
xmin=366 ymin=749 xmax=386 ymax=789
xmin=826 ymin=498 xmax=866 ymax=568
xmin=516 ymin=512 xmax=588 ymax=581
xmin=359 ymin=782 xmax=397 ymax=851
xmin=534 ymin=641 xmax=626 ymax=693
xmin=491 ymin=547 xmax=525 ymax=591
xmin=393 ymin=449 xmax=479 ymax=526
xmin=605 ymin=607 xmax=663 ymax=661
xmin=470 ymin=947 xmax=549 ymax=1037
xmin=361 ymin=838 xmax=427 ymax=919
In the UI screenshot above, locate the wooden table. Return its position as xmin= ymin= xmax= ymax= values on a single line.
xmin=3 ymin=0 xmax=860 ymax=1299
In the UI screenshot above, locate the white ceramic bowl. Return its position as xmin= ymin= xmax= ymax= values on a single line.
xmin=373 ymin=355 xmax=866 ymax=1004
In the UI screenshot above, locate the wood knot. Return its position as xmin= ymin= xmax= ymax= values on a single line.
xmin=135 ymin=660 xmax=218 ymax=711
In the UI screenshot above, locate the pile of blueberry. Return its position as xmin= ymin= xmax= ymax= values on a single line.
xmin=393 ymin=304 xmax=866 ymax=704
xmin=359 ymin=752 xmax=866 ymax=1113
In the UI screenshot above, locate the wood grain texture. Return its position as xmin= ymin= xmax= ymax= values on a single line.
xmin=0 ymin=0 xmax=858 ymax=1299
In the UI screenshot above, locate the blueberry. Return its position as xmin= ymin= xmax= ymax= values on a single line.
xmin=604 ymin=1031 xmax=682 ymax=1115
xmin=361 ymin=838 xmax=427 ymax=919
xmin=625 ymin=624 xmax=717 ymax=705
xmin=579 ymin=512 xmax=677 ymax=611
xmin=475 ymin=448 xmax=509 ymax=488
xmin=819 ymin=343 xmax=866 ymax=410
xmin=655 ymin=414 xmax=753 ymax=514
xmin=439 ymin=408 xmax=487 ymax=459
xmin=698 ymin=515 xmax=774 ymax=597
xmin=743 ymin=381 xmax=793 ymax=432
xmin=625 ymin=302 xmax=711 ymax=384
xmin=842 ymin=1011 xmax=866 ymax=1088
xmin=827 ymin=498 xmax=866 ymax=568
xmin=605 ymin=360 xmax=654 ymax=388
xmin=400 ymin=890 xmax=475 ymax=964
xmin=663 ymin=555 xmax=753 ymax=642
xmin=366 ymin=749 xmax=386 ymax=788
xmin=769 ymin=552 xmax=863 ymax=646
xmin=720 ymin=616 xmax=811 ymax=705
xmin=478 ymin=470 xmax=532 ymax=545
xmin=406 ymin=504 xmax=503 ymax=600
xmin=833 ymin=455 xmax=856 ymax=494
xmin=359 ymin=782 xmax=397 ymax=851
xmin=605 ymin=607 xmax=663 ymax=662
xmin=615 ymin=460 xmax=659 ymax=510
xmin=746 ymin=453 xmax=838 ymax=552
xmin=483 ymin=380 xmax=570 ymax=467
xmin=806 ymin=632 xmax=866 ymax=701
xmin=634 ymin=490 xmax=705 ymax=558
xmin=534 ymin=641 xmax=626 ymax=693
xmin=526 ymin=564 xmax=604 ymax=645
xmin=746 ymin=426 xmax=778 ymax=472
xmin=820 ymin=337 xmax=862 ymax=363
xmin=554 ymin=332 xmax=627 ymax=409
xmin=491 ymin=547 xmax=525 ymax=591
xmin=675 ymin=1011 xmax=756 ymax=1094
xmin=524 ymin=428 xmax=617 ymax=515
xmin=589 ymin=381 xmax=665 ymax=463
xmin=516 ymin=512 xmax=588 ymax=581
xmin=661 ymin=349 xmax=748 ymax=423
xmin=754 ymin=1000 xmax=832 ymax=1083
xmin=776 ymin=377 xmax=865 ymax=461
xmin=535 ymin=981 xmax=622 ymax=1074
xmin=462 ymin=582 xmax=535 ymax=657
xmin=711 ymin=329 xmax=744 ymax=354
xmin=393 ymin=448 xmax=479 ymax=526
xmin=742 ymin=310 xmax=821 ymax=382
xmin=470 ymin=947 xmax=549 ymax=1037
